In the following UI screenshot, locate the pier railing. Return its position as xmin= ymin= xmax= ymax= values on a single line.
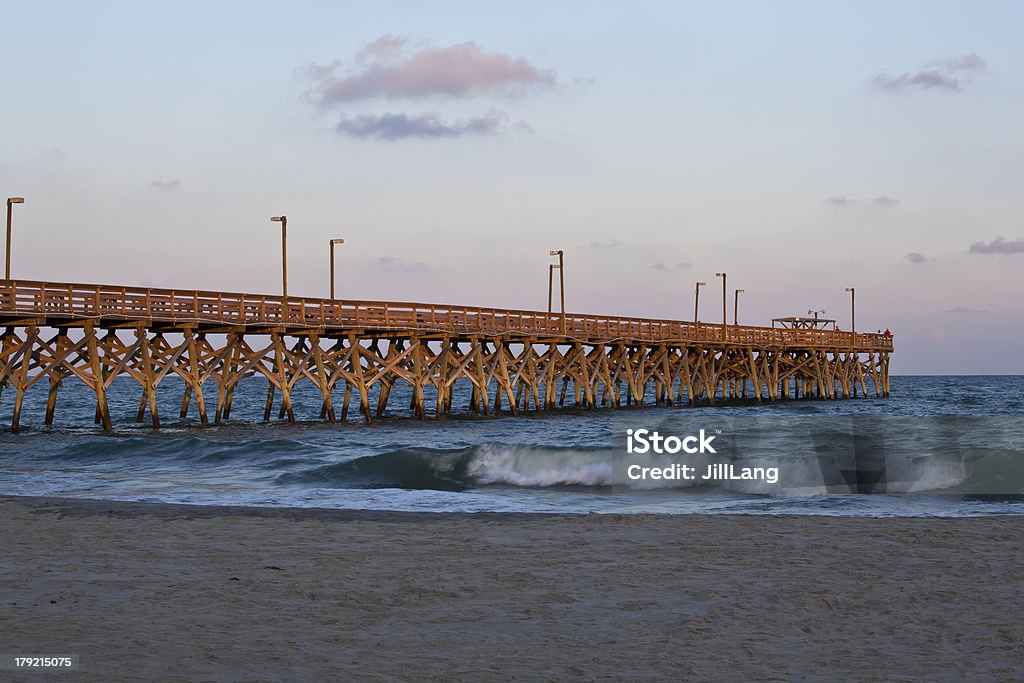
xmin=0 ymin=279 xmax=892 ymax=350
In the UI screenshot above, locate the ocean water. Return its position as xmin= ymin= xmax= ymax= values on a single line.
xmin=0 ymin=375 xmax=1021 ymax=517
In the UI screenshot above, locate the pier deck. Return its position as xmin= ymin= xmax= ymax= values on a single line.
xmin=0 ymin=279 xmax=892 ymax=430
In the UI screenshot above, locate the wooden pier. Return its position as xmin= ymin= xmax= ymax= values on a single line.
xmin=0 ymin=279 xmax=892 ymax=430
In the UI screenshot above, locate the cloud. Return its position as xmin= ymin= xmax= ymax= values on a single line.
xmin=150 ymin=179 xmax=180 ymax=190
xmin=303 ymin=37 xmax=560 ymax=142
xmin=969 ymin=237 xmax=1024 ymax=255
xmin=905 ymin=252 xmax=934 ymax=264
xmin=579 ymin=239 xmax=621 ymax=250
xmin=872 ymin=53 xmax=986 ymax=93
xmin=827 ymin=195 xmax=900 ymax=208
xmin=945 ymin=306 xmax=988 ymax=314
xmin=651 ymin=262 xmax=692 ymax=272
xmin=356 ymin=35 xmax=408 ymax=65
xmin=376 ymin=256 xmax=436 ymax=272
xmin=306 ymin=38 xmax=558 ymax=105
xmin=336 ymin=110 xmax=529 ymax=140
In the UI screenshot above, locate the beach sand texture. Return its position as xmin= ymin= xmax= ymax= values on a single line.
xmin=1 ymin=496 xmax=1021 ymax=682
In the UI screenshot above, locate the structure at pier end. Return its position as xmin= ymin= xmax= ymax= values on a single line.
xmin=0 ymin=280 xmax=892 ymax=430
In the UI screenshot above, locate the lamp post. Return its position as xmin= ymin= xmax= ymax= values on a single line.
xmin=734 ymin=288 xmax=744 ymax=326
xmin=270 ymin=216 xmax=287 ymax=299
xmin=547 ymin=264 xmax=558 ymax=313
xmin=694 ymin=281 xmax=706 ymax=323
xmin=715 ymin=272 xmax=727 ymax=340
xmin=6 ymin=197 xmax=24 ymax=280
xmin=549 ymin=249 xmax=565 ymax=333
xmin=329 ymin=238 xmax=345 ymax=299
xmin=845 ymin=287 xmax=856 ymax=341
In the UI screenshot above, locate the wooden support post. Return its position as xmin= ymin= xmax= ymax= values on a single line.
xmin=436 ymin=337 xmax=450 ymax=418
xmin=494 ymin=341 xmax=516 ymax=416
xmin=580 ymin=345 xmax=595 ymax=408
xmin=263 ymin=383 xmax=276 ymax=422
xmin=376 ymin=340 xmax=398 ymax=418
xmin=138 ymin=326 xmax=160 ymax=428
xmin=185 ymin=331 xmax=208 ymax=425
xmin=277 ymin=337 xmax=301 ymax=421
xmin=94 ymin=332 xmax=114 ymax=425
xmin=311 ymin=334 xmax=335 ymax=422
xmin=45 ymin=374 xmax=60 ymax=426
xmin=214 ymin=333 xmax=239 ymax=425
xmin=411 ymin=337 xmax=426 ymax=419
xmin=633 ymin=344 xmax=647 ymax=406
xmin=349 ymin=334 xmax=371 ymax=422
xmin=525 ymin=343 xmax=541 ymax=411
xmin=44 ymin=329 xmax=69 ymax=426
xmin=271 ymin=333 xmax=294 ymax=423
xmin=659 ymin=345 xmax=672 ymax=407
xmin=223 ymin=345 xmax=240 ymax=420
xmin=543 ymin=343 xmax=559 ymax=410
xmin=883 ymin=354 xmax=891 ymax=397
xmin=179 ymin=337 xmax=194 ymax=418
xmin=341 ymin=382 xmax=353 ymax=421
xmin=473 ymin=339 xmax=490 ymax=415
xmin=180 ymin=384 xmax=193 ymax=417
xmin=11 ymin=326 xmax=37 ymax=431
xmin=84 ymin=324 xmax=112 ymax=430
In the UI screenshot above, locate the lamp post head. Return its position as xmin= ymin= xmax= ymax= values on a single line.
xmin=549 ymin=249 xmax=562 ymax=256
xmin=696 ymin=281 xmax=706 ymax=286
xmin=845 ymin=287 xmax=855 ymax=293
xmin=715 ymin=272 xmax=726 ymax=277
xmin=271 ymin=215 xmax=285 ymax=223
xmin=331 ymin=238 xmax=345 ymax=245
xmin=8 ymin=197 xmax=24 ymax=205
xmin=736 ymin=288 xmax=745 ymax=294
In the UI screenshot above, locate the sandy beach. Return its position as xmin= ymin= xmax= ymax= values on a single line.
xmin=0 ymin=496 xmax=1021 ymax=681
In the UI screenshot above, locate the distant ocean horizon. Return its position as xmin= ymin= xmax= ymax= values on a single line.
xmin=1 ymin=375 xmax=1021 ymax=517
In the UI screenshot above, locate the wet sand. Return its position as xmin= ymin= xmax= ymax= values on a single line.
xmin=1 ymin=495 xmax=1021 ymax=681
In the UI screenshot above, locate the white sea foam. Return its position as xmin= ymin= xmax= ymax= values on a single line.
xmin=464 ymin=444 xmax=614 ymax=487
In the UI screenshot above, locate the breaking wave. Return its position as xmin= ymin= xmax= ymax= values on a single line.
xmin=274 ymin=444 xmax=615 ymax=491
xmin=270 ymin=442 xmax=1024 ymax=495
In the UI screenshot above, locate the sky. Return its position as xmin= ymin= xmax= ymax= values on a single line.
xmin=0 ymin=1 xmax=1021 ymax=374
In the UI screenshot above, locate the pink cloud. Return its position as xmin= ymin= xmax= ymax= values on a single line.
xmin=307 ymin=39 xmax=558 ymax=104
